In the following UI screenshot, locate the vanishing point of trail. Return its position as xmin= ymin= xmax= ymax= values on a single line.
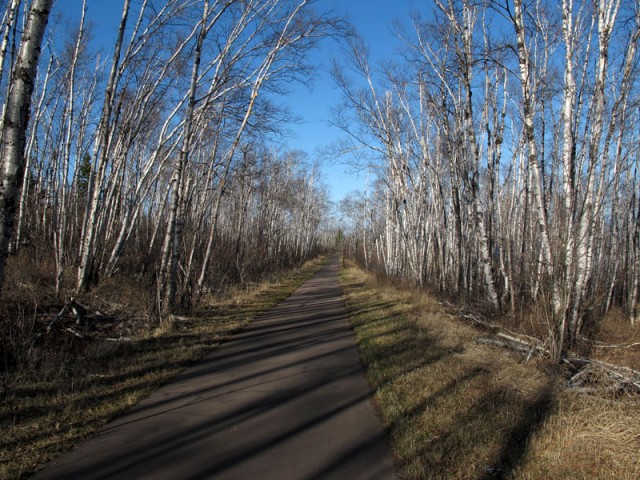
xmin=33 ymin=257 xmax=397 ymax=479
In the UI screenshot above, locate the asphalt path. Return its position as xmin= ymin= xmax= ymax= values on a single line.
xmin=32 ymin=257 xmax=397 ymax=479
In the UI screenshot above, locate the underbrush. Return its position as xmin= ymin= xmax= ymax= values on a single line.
xmin=0 ymin=256 xmax=325 ymax=479
xmin=0 ymin=256 xmax=157 ymax=385
xmin=340 ymin=261 xmax=640 ymax=480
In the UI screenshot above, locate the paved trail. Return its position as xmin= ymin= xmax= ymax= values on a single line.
xmin=33 ymin=257 xmax=397 ymax=479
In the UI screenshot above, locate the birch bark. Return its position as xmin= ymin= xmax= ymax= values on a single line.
xmin=76 ymin=0 xmax=130 ymax=292
xmin=160 ymin=0 xmax=212 ymax=313
xmin=0 ymin=0 xmax=52 ymax=291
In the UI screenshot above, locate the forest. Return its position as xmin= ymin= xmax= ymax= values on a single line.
xmin=0 ymin=0 xmax=637 ymax=369
xmin=1 ymin=1 xmax=639 ymax=478
xmin=336 ymin=0 xmax=640 ymax=359
xmin=0 ymin=0 xmax=340 ymax=323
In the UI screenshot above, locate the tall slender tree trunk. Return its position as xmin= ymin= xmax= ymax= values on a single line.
xmin=559 ymin=0 xmax=579 ymax=348
xmin=0 ymin=0 xmax=21 ymax=136
xmin=55 ymin=0 xmax=86 ymax=295
xmin=161 ymin=0 xmax=210 ymax=313
xmin=567 ymin=0 xmax=620 ymax=344
xmin=0 ymin=0 xmax=20 ymax=88
xmin=511 ymin=0 xmax=563 ymax=357
xmin=0 ymin=0 xmax=52 ymax=292
xmin=14 ymin=52 xmax=52 ymax=253
xmin=76 ymin=0 xmax=131 ymax=293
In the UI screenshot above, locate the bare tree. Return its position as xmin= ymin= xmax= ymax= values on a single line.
xmin=0 ymin=0 xmax=52 ymax=292
xmin=334 ymin=0 xmax=640 ymax=359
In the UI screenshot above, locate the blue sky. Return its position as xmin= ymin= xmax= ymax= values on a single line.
xmin=281 ymin=0 xmax=416 ymax=204
xmin=57 ymin=0 xmax=418 ymax=205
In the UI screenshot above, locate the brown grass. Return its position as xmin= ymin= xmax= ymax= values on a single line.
xmin=0 ymin=256 xmax=326 ymax=480
xmin=340 ymin=262 xmax=640 ymax=480
xmin=585 ymin=308 xmax=640 ymax=371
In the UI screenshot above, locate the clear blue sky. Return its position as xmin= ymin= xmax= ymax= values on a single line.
xmin=281 ymin=0 xmax=415 ymax=205
xmin=57 ymin=0 xmax=417 ymax=205
xmin=289 ymin=0 xmax=418 ymax=202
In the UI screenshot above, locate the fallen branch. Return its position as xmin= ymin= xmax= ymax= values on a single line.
xmin=47 ymin=306 xmax=68 ymax=333
xmin=69 ymin=298 xmax=89 ymax=325
xmin=568 ymin=357 xmax=640 ymax=380
xmin=446 ymin=302 xmax=639 ymax=396
xmin=65 ymin=327 xmax=84 ymax=339
xmin=587 ymin=340 xmax=640 ymax=350
xmin=458 ymin=313 xmax=498 ymax=331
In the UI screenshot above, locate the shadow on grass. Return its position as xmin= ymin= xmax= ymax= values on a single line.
xmin=1 ymin=258 xmax=327 ymax=479
xmin=341 ymin=270 xmax=556 ymax=480
xmin=480 ymin=387 xmax=554 ymax=479
xmin=25 ymin=256 xmax=396 ymax=480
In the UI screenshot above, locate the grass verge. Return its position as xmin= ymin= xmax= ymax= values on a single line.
xmin=340 ymin=261 xmax=640 ymax=480
xmin=0 ymin=256 xmax=326 ymax=480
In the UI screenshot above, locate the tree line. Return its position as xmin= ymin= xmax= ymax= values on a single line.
xmin=0 ymin=0 xmax=340 ymax=315
xmin=336 ymin=0 xmax=640 ymax=359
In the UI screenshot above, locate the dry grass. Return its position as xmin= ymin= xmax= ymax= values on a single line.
xmin=340 ymin=262 xmax=640 ymax=480
xmin=511 ymin=393 xmax=640 ymax=479
xmin=0 ymin=256 xmax=325 ymax=480
xmin=585 ymin=308 xmax=640 ymax=371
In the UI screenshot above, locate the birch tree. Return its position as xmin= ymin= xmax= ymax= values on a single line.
xmin=75 ymin=0 xmax=131 ymax=292
xmin=334 ymin=0 xmax=640 ymax=359
xmin=0 ymin=0 xmax=52 ymax=292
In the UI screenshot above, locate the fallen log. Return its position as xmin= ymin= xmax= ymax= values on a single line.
xmin=476 ymin=336 xmax=531 ymax=354
xmin=69 ymin=297 xmax=89 ymax=325
xmin=448 ymin=302 xmax=639 ymax=396
xmin=586 ymin=340 xmax=640 ymax=350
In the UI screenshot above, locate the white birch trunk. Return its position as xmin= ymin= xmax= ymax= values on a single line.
xmin=0 ymin=0 xmax=52 ymax=291
xmin=54 ymin=0 xmax=86 ymax=295
xmin=160 ymin=0 xmax=210 ymax=313
xmin=76 ymin=0 xmax=131 ymax=292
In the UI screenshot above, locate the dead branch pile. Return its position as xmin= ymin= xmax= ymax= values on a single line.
xmin=564 ymin=357 xmax=640 ymax=396
xmin=43 ymin=298 xmax=135 ymax=342
xmin=444 ymin=302 xmax=640 ymax=397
